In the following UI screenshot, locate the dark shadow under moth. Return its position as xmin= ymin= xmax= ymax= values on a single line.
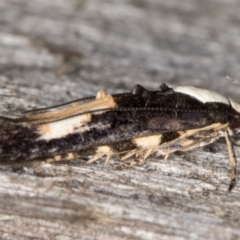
xmin=1 ymin=83 xmax=240 ymax=191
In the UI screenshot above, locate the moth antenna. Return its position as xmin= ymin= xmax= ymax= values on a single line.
xmin=226 ymin=76 xmax=240 ymax=87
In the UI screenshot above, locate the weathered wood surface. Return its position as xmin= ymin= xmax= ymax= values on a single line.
xmin=1 ymin=0 xmax=240 ymax=239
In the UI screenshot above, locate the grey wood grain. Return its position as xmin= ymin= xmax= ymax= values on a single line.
xmin=1 ymin=0 xmax=240 ymax=239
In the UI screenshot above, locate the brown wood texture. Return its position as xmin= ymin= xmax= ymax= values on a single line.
xmin=1 ymin=0 xmax=240 ymax=239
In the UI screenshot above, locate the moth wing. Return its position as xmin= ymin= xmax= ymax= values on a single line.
xmin=11 ymin=90 xmax=122 ymax=124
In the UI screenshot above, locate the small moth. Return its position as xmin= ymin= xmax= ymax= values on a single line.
xmin=1 ymin=83 xmax=240 ymax=191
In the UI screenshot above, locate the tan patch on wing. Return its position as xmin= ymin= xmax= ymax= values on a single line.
xmin=120 ymin=135 xmax=162 ymax=161
xmin=133 ymin=135 xmax=162 ymax=148
xmin=87 ymin=146 xmax=113 ymax=164
xmin=20 ymin=90 xmax=117 ymax=124
xmin=96 ymin=90 xmax=107 ymax=99
xmin=38 ymin=113 xmax=92 ymax=140
xmin=41 ymin=124 xmax=51 ymax=134
xmin=46 ymin=152 xmax=77 ymax=163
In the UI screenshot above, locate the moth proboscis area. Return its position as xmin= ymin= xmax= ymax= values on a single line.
xmin=1 ymin=83 xmax=240 ymax=191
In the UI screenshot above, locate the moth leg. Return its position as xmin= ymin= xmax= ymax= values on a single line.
xmin=155 ymin=129 xmax=222 ymax=160
xmin=117 ymin=147 xmax=159 ymax=170
xmin=117 ymin=148 xmax=152 ymax=169
xmin=159 ymin=123 xmax=229 ymax=155
xmin=164 ymin=154 xmax=169 ymax=160
xmin=224 ymin=130 xmax=237 ymax=191
xmin=104 ymin=153 xmax=113 ymax=165
xmin=87 ymin=146 xmax=113 ymax=164
xmin=180 ymin=135 xmax=221 ymax=152
xmin=120 ymin=146 xmax=157 ymax=162
xmin=87 ymin=153 xmax=106 ymax=163
xmin=156 ymin=142 xmax=187 ymax=157
xmin=115 ymin=160 xmax=140 ymax=170
xmin=117 ymin=147 xmax=168 ymax=169
xmin=145 ymin=147 xmax=160 ymax=160
xmin=121 ymin=149 xmax=139 ymax=161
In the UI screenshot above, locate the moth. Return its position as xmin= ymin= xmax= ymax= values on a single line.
xmin=1 ymin=83 xmax=240 ymax=191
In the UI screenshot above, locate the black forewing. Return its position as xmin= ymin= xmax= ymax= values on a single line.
xmin=0 ymin=84 xmax=231 ymax=162
xmin=58 ymin=86 xmax=231 ymax=148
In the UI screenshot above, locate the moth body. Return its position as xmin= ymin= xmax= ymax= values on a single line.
xmin=1 ymin=83 xmax=240 ymax=191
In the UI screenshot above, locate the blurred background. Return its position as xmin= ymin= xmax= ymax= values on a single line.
xmin=1 ymin=0 xmax=240 ymax=107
